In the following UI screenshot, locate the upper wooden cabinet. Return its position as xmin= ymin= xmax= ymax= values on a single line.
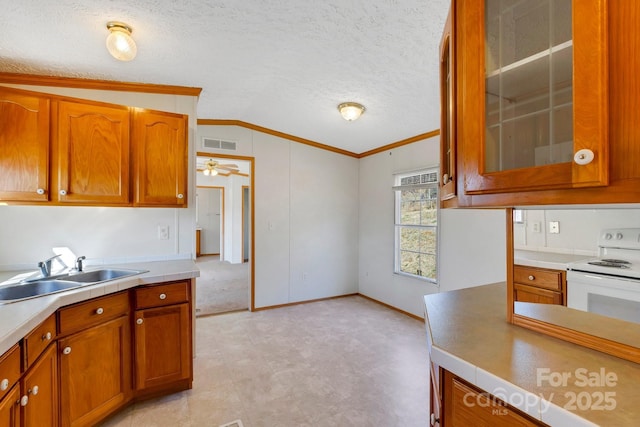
xmin=133 ymin=109 xmax=188 ymax=207
xmin=0 ymin=88 xmax=50 ymax=202
xmin=53 ymin=100 xmax=130 ymax=205
xmin=439 ymin=8 xmax=457 ymax=203
xmin=458 ymin=0 xmax=608 ymax=195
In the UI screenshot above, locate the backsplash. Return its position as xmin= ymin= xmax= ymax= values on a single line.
xmin=513 ymin=208 xmax=640 ymax=255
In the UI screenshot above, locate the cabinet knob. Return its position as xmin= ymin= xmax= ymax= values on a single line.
xmin=159 ymin=293 xmax=167 ymax=300
xmin=28 ymin=385 xmax=39 ymax=396
xmin=573 ymin=149 xmax=594 ymax=165
xmin=177 ymin=193 xmax=184 ymax=199
xmin=20 ymin=395 xmax=28 ymax=407
xmin=430 ymin=413 xmax=440 ymax=426
xmin=136 ymin=318 xmax=144 ymax=325
xmin=0 ymin=378 xmax=8 ymax=391
xmin=528 ymin=275 xmax=535 ymax=281
xmin=59 ymin=189 xmax=67 ymax=196
xmin=63 ymin=346 xmax=72 ymax=355
xmin=442 ymin=173 xmax=449 ymax=184
xmin=95 ymin=307 xmax=104 ymax=315
xmin=42 ymin=332 xmax=52 ymax=341
xmin=36 ymin=188 xmax=45 ymax=195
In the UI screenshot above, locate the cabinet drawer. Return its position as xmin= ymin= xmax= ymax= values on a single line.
xmin=24 ymin=313 xmax=56 ymax=368
xmin=135 ymin=281 xmax=189 ymax=309
xmin=58 ymin=291 xmax=130 ymax=335
xmin=514 ymin=283 xmax=563 ymax=305
xmin=514 ymin=266 xmax=563 ymax=291
xmin=0 ymin=344 xmax=20 ymax=402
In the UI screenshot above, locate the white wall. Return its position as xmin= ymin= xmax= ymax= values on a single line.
xmin=197 ymin=125 xmax=360 ymax=309
xmin=514 ymin=208 xmax=640 ymax=255
xmin=0 ymin=84 xmax=198 ymax=270
xmin=358 ymin=136 xmax=507 ymax=317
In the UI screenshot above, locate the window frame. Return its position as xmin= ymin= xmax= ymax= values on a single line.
xmin=393 ymin=168 xmax=439 ymax=283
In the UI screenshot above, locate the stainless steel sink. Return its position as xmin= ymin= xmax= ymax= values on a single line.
xmin=0 ymin=268 xmax=147 ymax=303
xmin=0 ymin=280 xmax=81 ymax=302
xmin=60 ymin=268 xmax=146 ymax=284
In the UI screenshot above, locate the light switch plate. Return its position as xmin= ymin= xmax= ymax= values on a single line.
xmin=549 ymin=221 xmax=560 ymax=234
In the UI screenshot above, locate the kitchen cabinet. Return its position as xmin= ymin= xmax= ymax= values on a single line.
xmin=58 ymin=292 xmax=131 ymax=427
xmin=439 ymin=7 xmax=456 ymax=203
xmin=53 ymin=99 xmax=130 ymax=205
xmin=133 ymin=281 xmax=192 ymax=395
xmin=513 ymin=265 xmax=565 ymax=306
xmin=133 ymin=109 xmax=188 ymax=207
xmin=441 ymin=369 xmax=547 ymax=427
xmin=456 ymin=0 xmax=608 ymax=195
xmin=21 ymin=342 xmax=58 ymax=427
xmin=0 ymin=87 xmax=50 ymax=202
xmin=0 ymin=384 xmax=20 ymax=427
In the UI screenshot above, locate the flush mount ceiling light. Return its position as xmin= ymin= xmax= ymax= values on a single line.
xmin=106 ymin=21 xmax=137 ymax=61
xmin=338 ymin=102 xmax=365 ymax=121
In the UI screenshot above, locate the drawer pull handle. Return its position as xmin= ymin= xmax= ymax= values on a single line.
xmin=42 ymin=332 xmax=52 ymax=341
xmin=0 ymin=378 xmax=8 ymax=391
xmin=20 ymin=395 xmax=28 ymax=406
xmin=136 ymin=318 xmax=144 ymax=325
xmin=29 ymin=385 xmax=39 ymax=396
xmin=96 ymin=307 xmax=104 ymax=315
xmin=63 ymin=347 xmax=72 ymax=355
xmin=159 ymin=293 xmax=167 ymax=300
xmin=528 ymin=275 xmax=535 ymax=281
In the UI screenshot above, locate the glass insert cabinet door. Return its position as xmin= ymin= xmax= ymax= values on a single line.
xmin=458 ymin=0 xmax=608 ymax=194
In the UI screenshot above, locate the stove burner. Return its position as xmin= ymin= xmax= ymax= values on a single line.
xmin=601 ymin=259 xmax=631 ymax=264
xmin=588 ymin=261 xmax=631 ymax=268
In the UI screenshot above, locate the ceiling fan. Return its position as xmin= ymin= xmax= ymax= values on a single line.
xmin=198 ymin=159 xmax=240 ymax=176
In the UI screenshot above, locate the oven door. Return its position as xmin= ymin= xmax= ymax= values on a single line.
xmin=567 ymin=270 xmax=640 ymax=324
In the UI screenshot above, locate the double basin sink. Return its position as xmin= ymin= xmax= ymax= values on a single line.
xmin=0 ymin=268 xmax=147 ymax=303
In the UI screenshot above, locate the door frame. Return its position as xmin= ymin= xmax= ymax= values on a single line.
xmin=197 ymin=151 xmax=256 ymax=311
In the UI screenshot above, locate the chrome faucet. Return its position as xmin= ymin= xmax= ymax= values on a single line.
xmin=37 ymin=254 xmax=63 ymax=278
xmin=75 ymin=256 xmax=86 ymax=272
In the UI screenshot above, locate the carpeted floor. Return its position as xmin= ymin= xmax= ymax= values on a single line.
xmin=195 ymin=255 xmax=249 ymax=316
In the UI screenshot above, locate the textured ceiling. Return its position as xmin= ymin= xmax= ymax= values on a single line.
xmin=0 ymin=0 xmax=449 ymax=154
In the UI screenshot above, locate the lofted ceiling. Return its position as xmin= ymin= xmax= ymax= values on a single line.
xmin=0 ymin=0 xmax=449 ymax=154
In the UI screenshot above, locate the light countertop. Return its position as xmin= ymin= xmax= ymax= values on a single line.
xmin=514 ymin=249 xmax=592 ymax=270
xmin=424 ymin=283 xmax=640 ymax=426
xmin=0 ymin=259 xmax=199 ymax=356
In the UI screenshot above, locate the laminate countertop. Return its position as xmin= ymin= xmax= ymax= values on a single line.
xmin=0 ymin=259 xmax=199 ymax=356
xmin=424 ymin=283 xmax=640 ymax=427
xmin=514 ymin=249 xmax=592 ymax=271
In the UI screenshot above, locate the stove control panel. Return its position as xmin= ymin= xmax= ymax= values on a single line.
xmin=599 ymin=228 xmax=640 ymax=249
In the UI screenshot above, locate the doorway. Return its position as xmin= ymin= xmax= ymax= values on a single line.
xmin=195 ymin=152 xmax=255 ymax=315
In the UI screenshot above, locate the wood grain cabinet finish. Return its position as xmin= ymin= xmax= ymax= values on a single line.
xmin=21 ymin=342 xmax=58 ymax=427
xmin=133 ymin=281 xmax=192 ymax=393
xmin=439 ymin=7 xmax=457 ymax=203
xmin=0 ymin=384 xmax=20 ymax=427
xmin=0 ymin=344 xmax=20 ymax=403
xmin=53 ymin=100 xmax=130 ymax=205
xmin=133 ymin=109 xmax=188 ymax=207
xmin=442 ymin=369 xmax=547 ymax=427
xmin=23 ymin=313 xmax=56 ymax=368
xmin=513 ymin=265 xmax=565 ymax=306
xmin=0 ymin=87 xmax=50 ymax=202
xmin=58 ymin=292 xmax=131 ymax=427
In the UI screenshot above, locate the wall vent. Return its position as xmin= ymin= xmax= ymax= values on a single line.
xmin=202 ymin=137 xmax=237 ymax=151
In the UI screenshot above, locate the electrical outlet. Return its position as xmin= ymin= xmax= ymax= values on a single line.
xmin=157 ymin=225 xmax=169 ymax=240
xmin=549 ymin=221 xmax=560 ymax=234
xmin=532 ymin=222 xmax=541 ymax=233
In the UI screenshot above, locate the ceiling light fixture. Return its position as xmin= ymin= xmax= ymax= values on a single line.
xmin=338 ymin=102 xmax=366 ymax=121
xmin=106 ymin=21 xmax=137 ymax=61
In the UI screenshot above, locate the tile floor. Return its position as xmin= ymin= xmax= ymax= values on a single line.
xmin=100 ymin=295 xmax=431 ymax=427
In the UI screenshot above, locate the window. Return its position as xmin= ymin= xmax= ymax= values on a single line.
xmin=394 ymin=169 xmax=438 ymax=282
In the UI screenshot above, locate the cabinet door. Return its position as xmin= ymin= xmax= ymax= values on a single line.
xmin=458 ymin=0 xmax=608 ymax=194
xmin=134 ymin=303 xmax=191 ymax=390
xmin=0 ymin=88 xmax=50 ymax=202
xmin=59 ymin=315 xmax=131 ymax=427
xmin=0 ymin=384 xmax=20 ymax=427
xmin=439 ymin=7 xmax=456 ymax=202
xmin=22 ymin=343 xmax=58 ymax=427
xmin=54 ymin=100 xmax=130 ymax=204
xmin=132 ymin=109 xmax=187 ymax=207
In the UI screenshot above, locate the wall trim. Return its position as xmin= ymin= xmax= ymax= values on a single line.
xmin=0 ymin=72 xmax=202 ymax=96
xmin=357 ymin=293 xmax=424 ymax=321
xmin=357 ymin=129 xmax=441 ymax=158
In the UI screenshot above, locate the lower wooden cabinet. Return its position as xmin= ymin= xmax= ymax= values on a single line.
xmin=441 ymin=369 xmax=547 ymax=427
xmin=0 ymin=384 xmax=20 ymax=427
xmin=513 ymin=265 xmax=565 ymax=306
xmin=22 ymin=343 xmax=58 ymax=427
